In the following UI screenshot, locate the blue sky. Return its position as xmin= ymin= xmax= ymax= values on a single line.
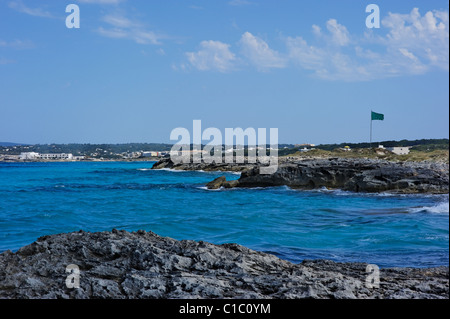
xmin=0 ymin=0 xmax=448 ymax=145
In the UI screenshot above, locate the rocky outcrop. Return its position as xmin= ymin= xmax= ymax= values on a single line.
xmin=0 ymin=230 xmax=448 ymax=299
xmin=151 ymin=158 xmax=252 ymax=173
xmin=237 ymin=158 xmax=449 ymax=193
xmin=153 ymin=157 xmax=449 ymax=193
xmin=180 ymin=157 xmax=449 ymax=193
xmin=206 ymin=176 xmax=239 ymax=189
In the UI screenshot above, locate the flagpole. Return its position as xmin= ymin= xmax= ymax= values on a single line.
xmin=370 ymin=110 xmax=373 ymax=148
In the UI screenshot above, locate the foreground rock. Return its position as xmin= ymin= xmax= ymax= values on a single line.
xmin=0 ymin=230 xmax=448 ymax=299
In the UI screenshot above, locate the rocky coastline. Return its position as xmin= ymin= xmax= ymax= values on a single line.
xmin=0 ymin=230 xmax=448 ymax=299
xmin=152 ymin=157 xmax=449 ymax=194
xmin=2 ymin=158 xmax=447 ymax=299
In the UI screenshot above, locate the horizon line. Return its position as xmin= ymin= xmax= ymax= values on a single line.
xmin=1 ymin=137 xmax=449 ymax=147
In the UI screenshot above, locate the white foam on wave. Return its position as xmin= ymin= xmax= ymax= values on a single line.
xmin=409 ymin=202 xmax=449 ymax=214
xmin=193 ymin=169 xmax=241 ymax=175
xmin=158 ymin=168 xmax=185 ymax=173
xmin=312 ymin=188 xmax=443 ymax=199
xmin=311 ymin=187 xmax=355 ymax=196
xmin=423 ymin=202 xmax=449 ymax=214
xmin=196 ymin=186 xmax=224 ymax=191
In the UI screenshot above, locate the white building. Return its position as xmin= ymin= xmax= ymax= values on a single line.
xmin=19 ymin=152 xmax=40 ymax=160
xmin=142 ymin=151 xmax=160 ymax=157
xmin=387 ymin=147 xmax=411 ymax=155
xmin=122 ymin=152 xmax=142 ymax=159
xmin=39 ymin=153 xmax=73 ymax=160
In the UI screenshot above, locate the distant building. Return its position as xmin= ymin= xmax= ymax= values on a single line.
xmin=122 ymin=152 xmax=142 ymax=159
xmin=295 ymin=144 xmax=316 ymax=148
xmin=20 ymin=152 xmax=75 ymax=160
xmin=19 ymin=152 xmax=40 ymax=160
xmin=387 ymin=147 xmax=411 ymax=155
xmin=142 ymin=151 xmax=163 ymax=157
xmin=39 ymin=153 xmax=73 ymax=160
xmin=1 ymin=155 xmax=20 ymax=161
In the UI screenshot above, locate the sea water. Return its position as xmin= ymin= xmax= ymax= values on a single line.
xmin=0 ymin=161 xmax=448 ymax=268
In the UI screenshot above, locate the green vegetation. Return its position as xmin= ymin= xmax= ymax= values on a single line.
xmin=282 ymin=147 xmax=449 ymax=163
xmin=278 ymin=138 xmax=449 ymax=162
xmin=278 ymin=139 xmax=448 ymax=156
xmin=1 ymin=139 xmax=448 ymax=162
xmin=315 ymin=138 xmax=449 ymax=151
xmin=0 ymin=143 xmax=173 ymax=158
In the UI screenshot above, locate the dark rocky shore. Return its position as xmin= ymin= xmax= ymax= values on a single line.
xmin=0 ymin=230 xmax=448 ymax=299
xmin=152 ymin=157 xmax=449 ymax=194
xmin=151 ymin=157 xmax=254 ymax=173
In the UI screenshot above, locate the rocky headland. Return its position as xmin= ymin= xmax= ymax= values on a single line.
xmin=152 ymin=157 xmax=449 ymax=193
xmin=0 ymin=230 xmax=448 ymax=299
xmin=151 ymin=157 xmax=254 ymax=173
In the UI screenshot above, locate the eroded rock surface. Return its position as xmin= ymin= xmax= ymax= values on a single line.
xmin=237 ymin=158 xmax=449 ymax=193
xmin=153 ymin=158 xmax=448 ymax=193
xmin=0 ymin=230 xmax=448 ymax=299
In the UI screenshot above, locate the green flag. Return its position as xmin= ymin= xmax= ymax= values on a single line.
xmin=371 ymin=111 xmax=384 ymax=121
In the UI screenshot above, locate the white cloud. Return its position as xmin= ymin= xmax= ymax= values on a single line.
xmin=8 ymin=0 xmax=53 ymax=18
xmin=239 ymin=32 xmax=286 ymax=70
xmin=312 ymin=24 xmax=322 ymax=37
xmin=398 ymin=48 xmax=419 ymax=62
xmin=0 ymin=39 xmax=34 ymax=49
xmin=382 ymin=8 xmax=449 ymax=71
xmin=326 ymin=19 xmax=350 ymax=46
xmin=186 ymin=40 xmax=236 ymax=72
xmin=286 ymin=36 xmax=327 ymax=73
xmin=156 ymin=48 xmax=166 ymax=56
xmin=97 ymin=27 xmax=128 ymax=39
xmin=286 ymin=36 xmax=371 ymax=81
xmin=97 ymin=13 xmax=162 ymax=45
xmin=286 ymin=8 xmax=448 ymax=81
xmin=182 ymin=7 xmax=448 ymax=81
xmin=132 ymin=30 xmax=161 ymax=45
xmin=102 ymin=14 xmax=135 ymax=28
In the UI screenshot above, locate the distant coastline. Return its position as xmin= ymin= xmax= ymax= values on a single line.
xmin=1 ymin=138 xmax=448 ymax=163
xmin=0 ymin=157 xmax=161 ymax=163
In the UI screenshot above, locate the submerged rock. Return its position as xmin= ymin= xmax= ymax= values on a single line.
xmin=205 ymin=176 xmax=227 ymax=189
xmin=205 ymin=176 xmax=240 ymax=189
xmin=0 ymin=230 xmax=448 ymax=299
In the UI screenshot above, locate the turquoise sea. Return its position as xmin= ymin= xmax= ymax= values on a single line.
xmin=0 ymin=161 xmax=448 ymax=268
